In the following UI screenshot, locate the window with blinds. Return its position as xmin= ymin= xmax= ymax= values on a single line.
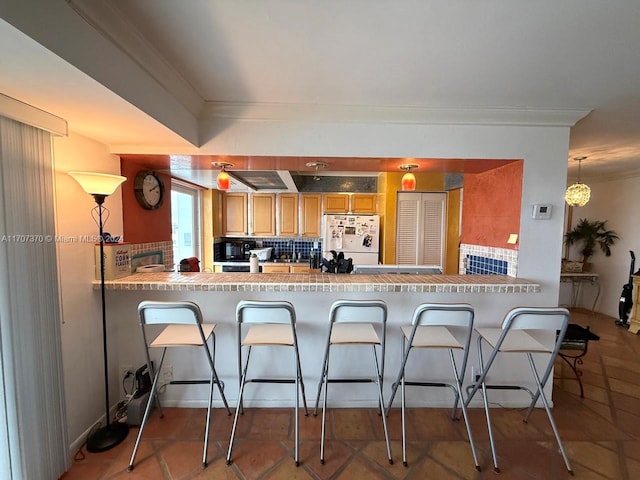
xmin=396 ymin=192 xmax=446 ymax=268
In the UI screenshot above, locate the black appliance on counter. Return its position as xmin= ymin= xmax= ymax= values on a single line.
xmin=222 ymin=264 xmax=262 ymax=273
xmin=216 ymin=239 xmax=256 ymax=262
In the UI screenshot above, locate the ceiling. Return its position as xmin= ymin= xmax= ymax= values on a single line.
xmin=1 ymin=1 xmax=640 ymax=186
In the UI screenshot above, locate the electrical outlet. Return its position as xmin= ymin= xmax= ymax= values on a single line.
xmin=120 ymin=364 xmax=133 ymax=381
xmin=162 ymin=366 xmax=173 ymax=383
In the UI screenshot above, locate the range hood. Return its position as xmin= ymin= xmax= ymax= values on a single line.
xmin=228 ymin=170 xmax=379 ymax=193
xmin=228 ymin=170 xmax=297 ymax=192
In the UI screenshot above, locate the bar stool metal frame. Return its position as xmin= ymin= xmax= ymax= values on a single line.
xmin=226 ymin=300 xmax=308 ymax=467
xmin=313 ymin=299 xmax=393 ymax=465
xmin=385 ymin=303 xmax=480 ymax=469
xmin=465 ymin=306 xmax=572 ymax=474
xmin=128 ymin=300 xmax=230 ymax=471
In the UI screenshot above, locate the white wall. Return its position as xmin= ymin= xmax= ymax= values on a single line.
xmin=53 ymin=132 xmax=124 ymax=449
xmin=564 ymin=174 xmax=640 ymax=318
xmin=200 ymin=119 xmax=571 ymax=298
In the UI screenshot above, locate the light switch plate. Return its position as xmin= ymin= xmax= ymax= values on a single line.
xmin=532 ymin=204 xmax=552 ymax=220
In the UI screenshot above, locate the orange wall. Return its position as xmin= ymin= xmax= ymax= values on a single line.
xmin=121 ymin=160 xmax=172 ymax=243
xmin=461 ymin=161 xmax=522 ymax=250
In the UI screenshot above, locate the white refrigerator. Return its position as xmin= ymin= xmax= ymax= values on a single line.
xmin=322 ymin=214 xmax=380 ymax=265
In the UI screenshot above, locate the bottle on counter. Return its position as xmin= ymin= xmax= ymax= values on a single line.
xmin=250 ymin=253 xmax=259 ymax=273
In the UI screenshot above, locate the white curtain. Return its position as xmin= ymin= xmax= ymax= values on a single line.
xmin=0 ymin=116 xmax=68 ymax=479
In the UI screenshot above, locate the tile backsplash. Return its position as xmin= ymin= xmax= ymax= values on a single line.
xmin=460 ymin=243 xmax=518 ymax=277
xmin=129 ymin=241 xmax=174 ymax=271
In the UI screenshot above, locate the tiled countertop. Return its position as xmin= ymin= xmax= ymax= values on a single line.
xmin=99 ymin=272 xmax=541 ymax=293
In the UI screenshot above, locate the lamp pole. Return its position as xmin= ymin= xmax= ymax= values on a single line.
xmin=86 ymin=193 xmax=129 ymax=452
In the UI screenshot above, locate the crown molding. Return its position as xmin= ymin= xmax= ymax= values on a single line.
xmin=0 ymin=93 xmax=67 ymax=136
xmin=67 ymin=0 xmax=203 ymax=116
xmin=200 ymin=102 xmax=591 ymax=127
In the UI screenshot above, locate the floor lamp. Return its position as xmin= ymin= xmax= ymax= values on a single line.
xmin=69 ymin=171 xmax=129 ymax=452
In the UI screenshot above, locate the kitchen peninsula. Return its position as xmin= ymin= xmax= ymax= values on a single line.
xmin=103 ymin=272 xmax=548 ymax=410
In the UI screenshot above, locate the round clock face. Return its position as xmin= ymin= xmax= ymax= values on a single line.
xmin=134 ymin=171 xmax=164 ymax=210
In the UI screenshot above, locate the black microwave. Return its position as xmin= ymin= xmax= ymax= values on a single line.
xmin=221 ymin=240 xmax=256 ymax=261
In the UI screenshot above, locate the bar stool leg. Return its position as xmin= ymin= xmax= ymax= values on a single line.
xmin=320 ymin=348 xmax=331 ymax=464
xmin=294 ymin=342 xmax=309 ymax=415
xmin=314 ymin=341 xmax=331 ymax=416
xmin=294 ymin=349 xmax=300 ymax=467
xmin=202 ymin=367 xmax=215 ymax=468
xmin=372 ymin=346 xmax=393 ymax=464
xmin=210 ymin=333 xmax=231 ymax=415
xmin=400 ymin=360 xmax=409 ymax=467
xmin=476 ymin=340 xmax=500 ymax=473
xmin=226 ymin=346 xmax=252 ymax=465
xmin=128 ymin=348 xmax=166 ymax=471
xmin=143 ymin=346 xmax=164 ymax=418
xmin=449 ymin=350 xmax=480 ymax=471
xmin=527 ymin=354 xmax=573 ymax=473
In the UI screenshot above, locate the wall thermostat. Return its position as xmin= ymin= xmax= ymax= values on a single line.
xmin=532 ymin=204 xmax=552 ymax=220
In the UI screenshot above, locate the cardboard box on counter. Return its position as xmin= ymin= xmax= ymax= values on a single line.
xmin=95 ymin=243 xmax=131 ymax=280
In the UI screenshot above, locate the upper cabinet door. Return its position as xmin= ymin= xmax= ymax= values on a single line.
xmin=251 ymin=193 xmax=276 ymax=236
xmin=278 ymin=193 xmax=298 ymax=236
xmin=223 ymin=193 xmax=248 ymax=235
xmin=323 ymin=194 xmax=349 ymax=213
xmin=301 ymin=194 xmax=322 ymax=237
xmin=351 ymin=194 xmax=377 ymax=214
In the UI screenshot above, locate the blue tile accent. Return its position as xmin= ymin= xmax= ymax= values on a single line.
xmin=257 ymin=239 xmax=322 ymax=260
xmin=466 ymin=255 xmax=507 ymax=275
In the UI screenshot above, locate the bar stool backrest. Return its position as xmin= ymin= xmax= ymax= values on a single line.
xmin=498 ymin=307 xmax=570 ymax=360
xmin=329 ymin=299 xmax=387 ymax=324
xmin=411 ymin=303 xmax=474 ymax=327
xmin=236 ymin=300 xmax=296 ymax=324
xmin=502 ymin=307 xmax=570 ymax=334
xmin=138 ymin=300 xmax=203 ymax=326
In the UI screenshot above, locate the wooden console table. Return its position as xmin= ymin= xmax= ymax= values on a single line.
xmin=560 ymin=272 xmax=600 ymax=314
xmin=628 ymin=275 xmax=640 ymax=334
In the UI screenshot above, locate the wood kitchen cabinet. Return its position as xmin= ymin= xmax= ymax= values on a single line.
xmin=223 ymin=193 xmax=248 ymax=235
xmin=290 ymin=264 xmax=311 ymax=273
xmin=278 ymin=193 xmax=298 ymax=236
xmin=251 ymin=193 xmax=276 ymax=236
xmin=323 ymin=193 xmax=377 ymax=214
xmin=351 ymin=194 xmax=377 ymax=213
xmin=323 ymin=193 xmax=349 ymax=213
xmin=262 ymin=264 xmax=291 ymax=273
xmin=262 ymin=263 xmax=311 ymax=273
xmin=301 ymin=194 xmax=322 ymax=237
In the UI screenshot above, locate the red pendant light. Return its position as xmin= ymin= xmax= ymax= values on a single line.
xmin=212 ymin=161 xmax=233 ymax=191
xmin=399 ymin=163 xmax=418 ymax=191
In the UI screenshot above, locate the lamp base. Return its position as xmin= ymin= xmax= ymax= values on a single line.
xmin=86 ymin=422 xmax=129 ymax=453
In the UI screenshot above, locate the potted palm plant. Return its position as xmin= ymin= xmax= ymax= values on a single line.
xmin=564 ymin=218 xmax=619 ymax=271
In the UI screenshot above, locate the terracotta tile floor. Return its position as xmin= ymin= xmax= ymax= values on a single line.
xmin=61 ymin=309 xmax=640 ymax=479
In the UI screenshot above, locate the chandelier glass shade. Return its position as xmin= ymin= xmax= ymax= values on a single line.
xmin=399 ymin=163 xmax=418 ymax=191
xmin=564 ymin=182 xmax=591 ymax=207
xmin=213 ymin=161 xmax=233 ymax=191
xmin=565 ymin=156 xmax=590 ymax=207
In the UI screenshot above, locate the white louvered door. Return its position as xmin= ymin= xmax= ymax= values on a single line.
xmin=396 ymin=192 xmax=446 ymax=268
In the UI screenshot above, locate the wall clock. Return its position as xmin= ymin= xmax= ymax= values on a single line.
xmin=133 ymin=170 xmax=164 ymax=210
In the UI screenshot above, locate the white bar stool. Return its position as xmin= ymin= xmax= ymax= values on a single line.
xmin=226 ymin=300 xmax=308 ymax=467
xmin=128 ymin=300 xmax=230 ymax=471
xmin=313 ymin=299 xmax=393 ymax=465
xmin=385 ymin=302 xmax=480 ymax=469
xmin=465 ymin=306 xmax=572 ymax=474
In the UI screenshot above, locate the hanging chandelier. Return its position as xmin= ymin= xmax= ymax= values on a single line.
xmin=565 ymin=156 xmax=590 ymax=207
xmin=212 ymin=161 xmax=233 ymax=191
xmin=399 ymin=163 xmax=418 ymax=191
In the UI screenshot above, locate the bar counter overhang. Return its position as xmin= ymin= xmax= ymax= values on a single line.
xmin=102 ymin=272 xmax=551 ymax=410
